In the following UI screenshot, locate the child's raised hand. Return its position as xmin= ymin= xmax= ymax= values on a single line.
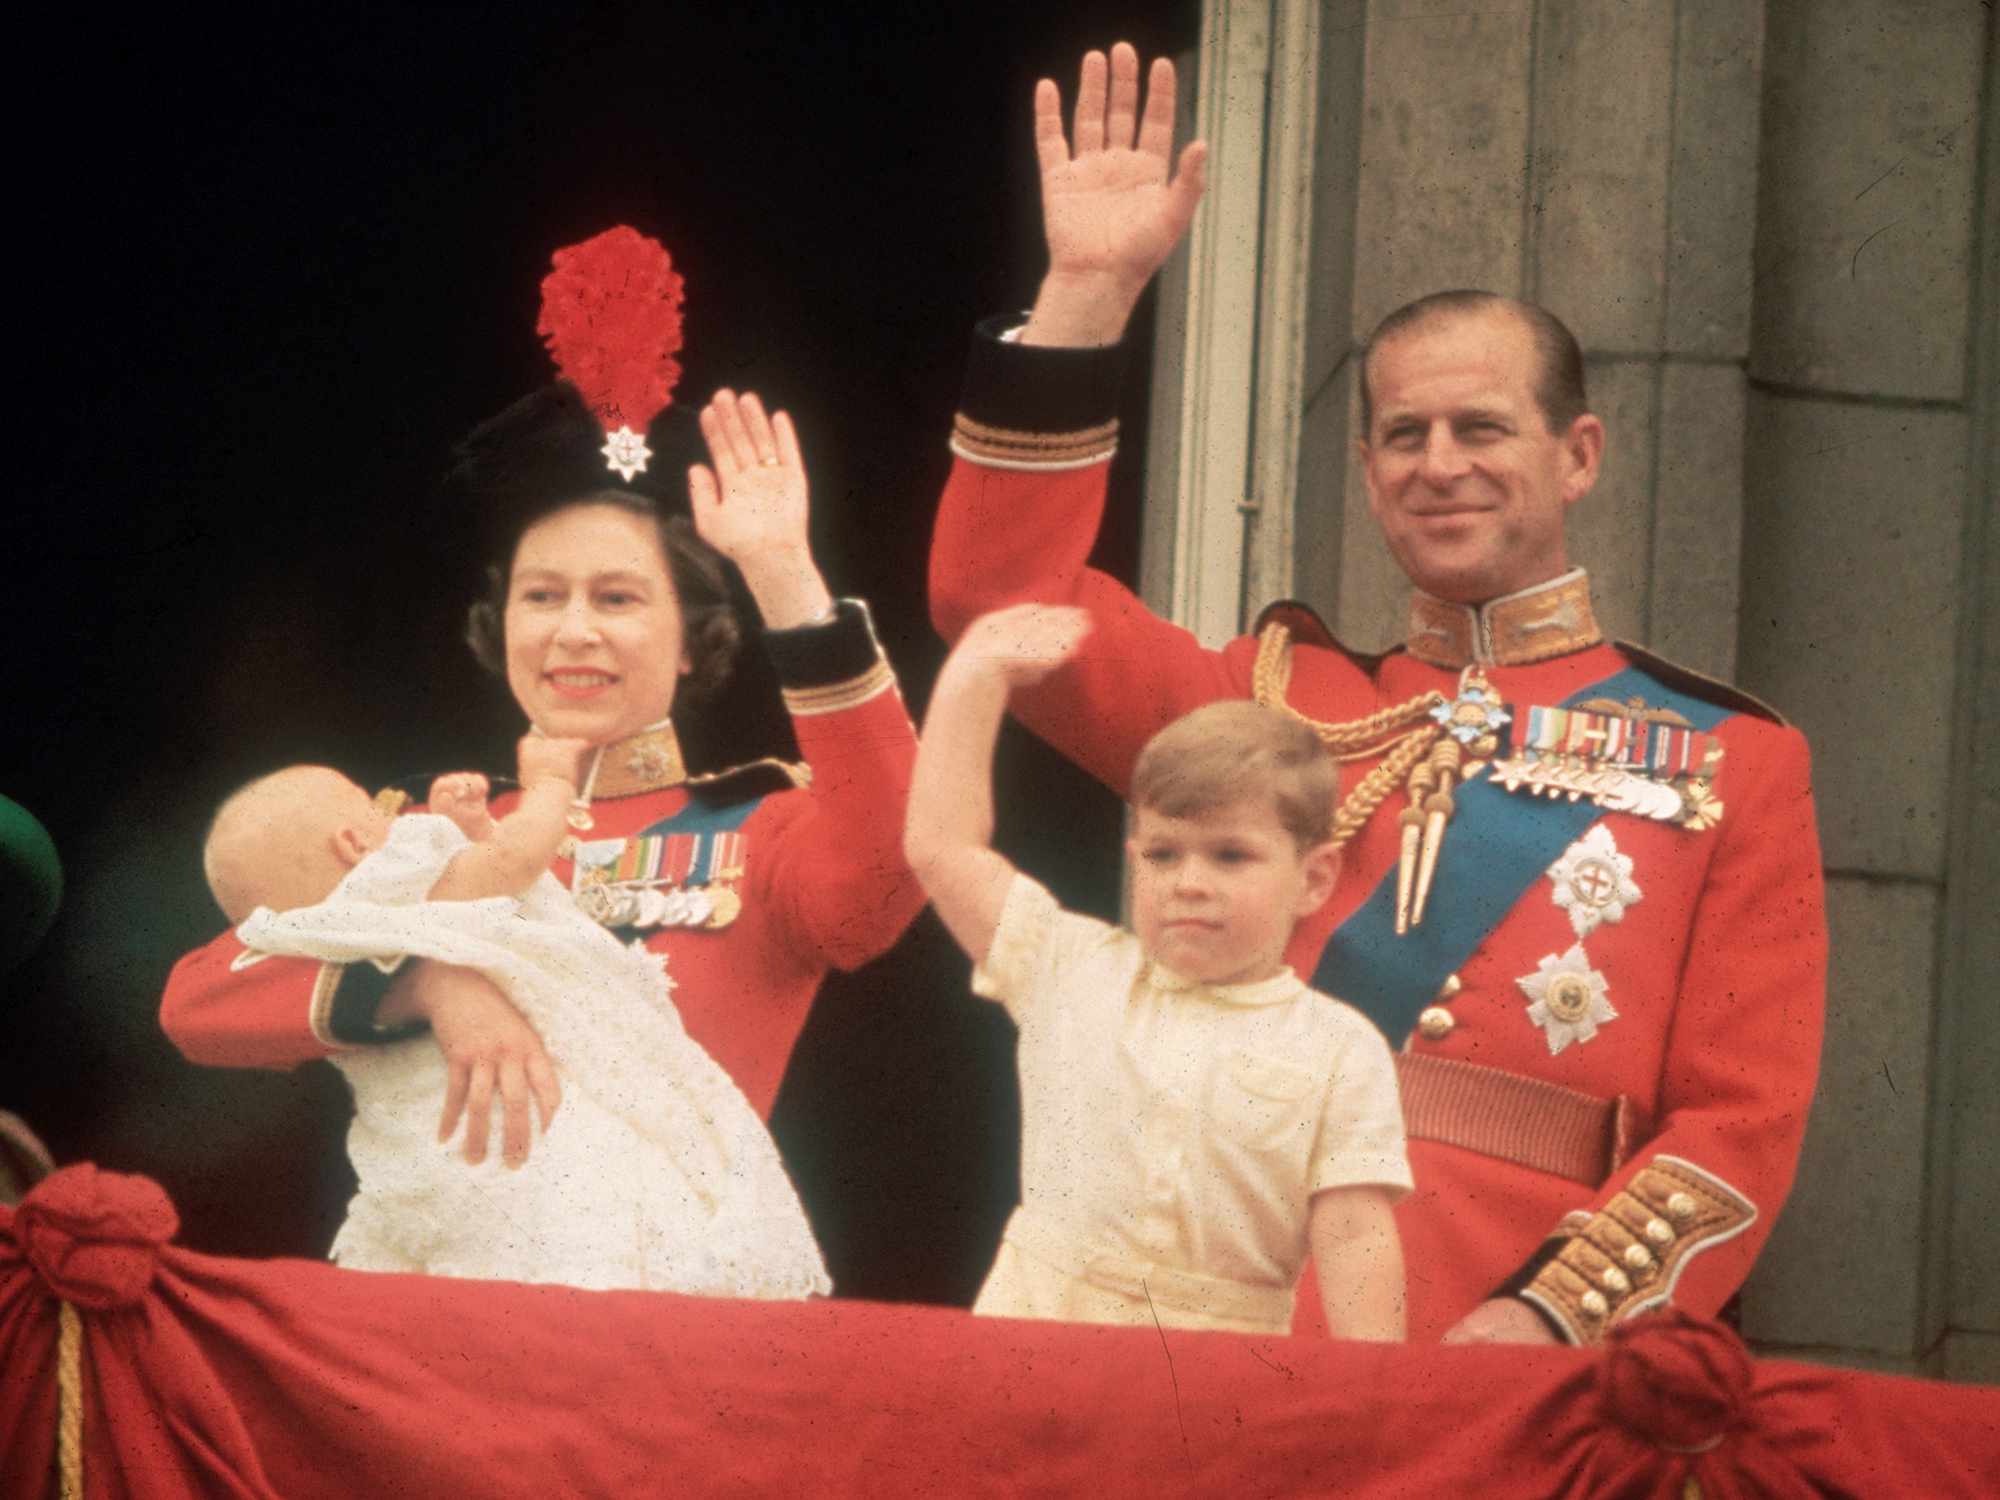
xmin=430 ymin=772 xmax=493 ymax=841
xmin=518 ymin=735 xmax=591 ymax=793
xmin=955 ymin=603 xmax=1094 ymax=688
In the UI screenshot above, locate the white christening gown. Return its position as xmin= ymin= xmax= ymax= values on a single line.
xmin=237 ymin=814 xmax=829 ymax=1299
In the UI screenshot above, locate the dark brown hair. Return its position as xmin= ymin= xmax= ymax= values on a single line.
xmin=1359 ymin=290 xmax=1589 ymax=437
xmin=1130 ymin=701 xmax=1336 ymax=850
xmin=465 ymin=490 xmax=742 ymax=705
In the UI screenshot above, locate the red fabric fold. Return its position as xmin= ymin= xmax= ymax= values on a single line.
xmin=11 ymin=1165 xmax=177 ymax=1310
xmin=3 ymin=1166 xmax=1995 ymax=1500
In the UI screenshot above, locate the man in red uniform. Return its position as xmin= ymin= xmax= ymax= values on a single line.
xmin=930 ymin=44 xmax=1825 ymax=1344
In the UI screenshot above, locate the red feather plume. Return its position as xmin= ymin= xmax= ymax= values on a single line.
xmin=536 ymin=226 xmax=686 ymax=436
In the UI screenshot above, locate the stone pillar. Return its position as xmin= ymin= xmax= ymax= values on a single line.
xmin=1732 ymin=0 xmax=1989 ymax=1374
xmin=1295 ymin=0 xmax=1764 ymax=678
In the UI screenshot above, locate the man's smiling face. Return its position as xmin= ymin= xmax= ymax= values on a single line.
xmin=1359 ymin=304 xmax=1603 ymax=605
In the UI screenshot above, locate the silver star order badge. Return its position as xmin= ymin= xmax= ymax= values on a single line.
xmin=1428 ymin=680 xmax=1513 ymax=745
xmin=1546 ymin=825 xmax=1642 ymax=938
xmin=1518 ymin=945 xmax=1617 ymax=1055
xmin=601 ymin=425 xmax=652 ymax=481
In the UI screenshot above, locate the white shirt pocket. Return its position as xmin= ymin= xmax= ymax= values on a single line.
xmin=1214 ymin=1051 xmax=1318 ymax=1153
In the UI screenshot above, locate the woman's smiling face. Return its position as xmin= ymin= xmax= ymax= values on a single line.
xmin=503 ymin=502 xmax=688 ymax=745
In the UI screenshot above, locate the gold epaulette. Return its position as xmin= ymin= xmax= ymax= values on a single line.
xmin=1615 ymin=641 xmax=1789 ymax=727
xmin=1520 ymin=1156 xmax=1758 ymax=1345
xmin=685 ymin=757 xmax=811 ymax=807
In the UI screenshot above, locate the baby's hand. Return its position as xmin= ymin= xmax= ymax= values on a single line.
xmin=518 ymin=735 xmax=591 ymax=793
xmin=430 ymin=773 xmax=493 ymax=841
xmin=956 ymin=604 xmax=1094 ymax=689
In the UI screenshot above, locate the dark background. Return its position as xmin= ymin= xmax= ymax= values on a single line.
xmin=0 ymin=2 xmax=1198 ymax=1304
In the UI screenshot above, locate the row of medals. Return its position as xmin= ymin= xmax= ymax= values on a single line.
xmin=574 ymin=877 xmax=743 ymax=931
xmin=560 ymin=808 xmax=744 ymax=931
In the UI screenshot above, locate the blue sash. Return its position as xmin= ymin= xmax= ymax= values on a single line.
xmin=1311 ymin=666 xmax=1729 ymax=1044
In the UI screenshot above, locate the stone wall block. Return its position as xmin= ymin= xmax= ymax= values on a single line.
xmin=1941 ymin=1334 xmax=2000 ymax=1385
xmin=1292 ymin=358 xmax=1356 ymax=627
xmin=1529 ymin=0 xmax=1675 ymax=352
xmin=1649 ymin=361 xmax=1746 ymax=677
xmin=1664 ymin=0 xmax=1767 ymax=358
xmin=1750 ymin=0 xmax=1983 ymax=398
xmin=1741 ymin=877 xmax=1936 ymax=1356
xmin=1334 ymin=371 xmax=1407 ymax=651
xmin=1737 ymin=393 xmax=1963 ymax=877
xmin=1565 ymin=358 xmax=1654 ymax=646
xmin=1301 ymin=9 xmax=1369 ymax=401
xmin=1351 ymin=1 xmax=1531 ymax=330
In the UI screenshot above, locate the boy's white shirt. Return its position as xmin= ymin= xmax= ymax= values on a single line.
xmin=973 ymin=870 xmax=1411 ymax=1294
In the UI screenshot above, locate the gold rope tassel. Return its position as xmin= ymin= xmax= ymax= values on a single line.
xmin=1252 ymin=624 xmax=1446 ymax=761
xmin=1331 ymin=725 xmax=1438 ymax=853
xmin=1395 ymin=754 xmax=1439 ymax=931
xmin=1409 ymin=735 xmax=1466 ymax=928
xmin=57 ymin=1300 xmax=83 ymax=1500
xmin=1257 ymin=621 xmax=1499 ymax=929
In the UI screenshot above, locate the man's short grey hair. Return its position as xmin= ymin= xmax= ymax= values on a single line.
xmin=1359 ymin=290 xmax=1589 ymax=437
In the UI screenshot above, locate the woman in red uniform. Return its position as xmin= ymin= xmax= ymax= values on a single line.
xmin=161 ymin=228 xmax=922 ymax=1170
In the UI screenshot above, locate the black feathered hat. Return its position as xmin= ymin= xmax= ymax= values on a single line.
xmin=450 ymin=227 xmax=746 ymax=702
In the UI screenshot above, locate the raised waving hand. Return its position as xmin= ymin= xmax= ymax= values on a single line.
xmin=689 ymin=388 xmax=835 ymax=629
xmin=1024 ymin=42 xmax=1208 ymax=348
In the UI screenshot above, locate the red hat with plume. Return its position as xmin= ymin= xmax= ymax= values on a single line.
xmin=537 ymin=226 xmax=686 ymax=481
xmin=448 ymin=226 xmax=702 ymax=544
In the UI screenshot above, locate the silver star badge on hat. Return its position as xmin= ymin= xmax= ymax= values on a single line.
xmin=601 ymin=425 xmax=652 ymax=481
xmin=1545 ymin=825 xmax=1642 ymax=938
xmin=1518 ymin=945 xmax=1617 ymax=1055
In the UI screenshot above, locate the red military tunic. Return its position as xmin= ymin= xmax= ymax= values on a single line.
xmin=930 ymin=325 xmax=1826 ymax=1343
xmin=161 ymin=602 xmax=921 ymax=1124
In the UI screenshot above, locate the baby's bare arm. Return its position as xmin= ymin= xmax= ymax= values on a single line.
xmin=428 ymin=737 xmax=590 ymax=901
xmin=430 ymin=773 xmax=498 ymax=843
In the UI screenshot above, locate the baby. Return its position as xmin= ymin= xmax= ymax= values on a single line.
xmin=905 ymin=605 xmax=1410 ymax=1338
xmin=202 ymin=737 xmax=829 ymax=1298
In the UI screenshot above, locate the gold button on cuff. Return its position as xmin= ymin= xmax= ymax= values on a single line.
xmin=1624 ymin=1245 xmax=1653 ymax=1271
xmin=1601 ymin=1266 xmax=1631 ymax=1295
xmin=1438 ymin=973 xmax=1463 ymax=999
xmin=1667 ymin=1192 xmax=1698 ymax=1223
xmin=1417 ymin=1006 xmax=1457 ymax=1040
xmin=1645 ymin=1218 xmax=1674 ymax=1246
xmin=1580 ymin=1290 xmax=1609 ymax=1318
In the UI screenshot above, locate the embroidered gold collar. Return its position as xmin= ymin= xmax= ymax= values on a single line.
xmin=582 ymin=720 xmax=688 ymax=801
xmin=1405 ymin=570 xmax=1602 ymax=669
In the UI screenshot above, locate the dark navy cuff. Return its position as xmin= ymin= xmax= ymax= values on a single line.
xmin=327 ymin=962 xmax=427 ymax=1046
xmin=763 ymin=598 xmax=885 ymax=690
xmin=957 ymin=314 xmax=1126 ymax=439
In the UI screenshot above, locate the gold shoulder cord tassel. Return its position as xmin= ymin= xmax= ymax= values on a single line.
xmin=1253 ymin=625 xmax=1507 ymax=933
xmin=57 ymin=1300 xmax=83 ymax=1499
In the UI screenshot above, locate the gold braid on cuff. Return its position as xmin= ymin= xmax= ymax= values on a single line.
xmin=1519 ymin=1156 xmax=1758 ymax=1344
xmin=948 ymin=414 xmax=1119 ymax=469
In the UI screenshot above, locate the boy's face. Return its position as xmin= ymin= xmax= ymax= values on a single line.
xmin=1126 ymin=797 xmax=1339 ymax=987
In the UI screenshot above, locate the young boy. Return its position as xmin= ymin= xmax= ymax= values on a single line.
xmin=905 ymin=605 xmax=1409 ymax=1338
xmin=201 ymin=737 xmax=829 ymax=1298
